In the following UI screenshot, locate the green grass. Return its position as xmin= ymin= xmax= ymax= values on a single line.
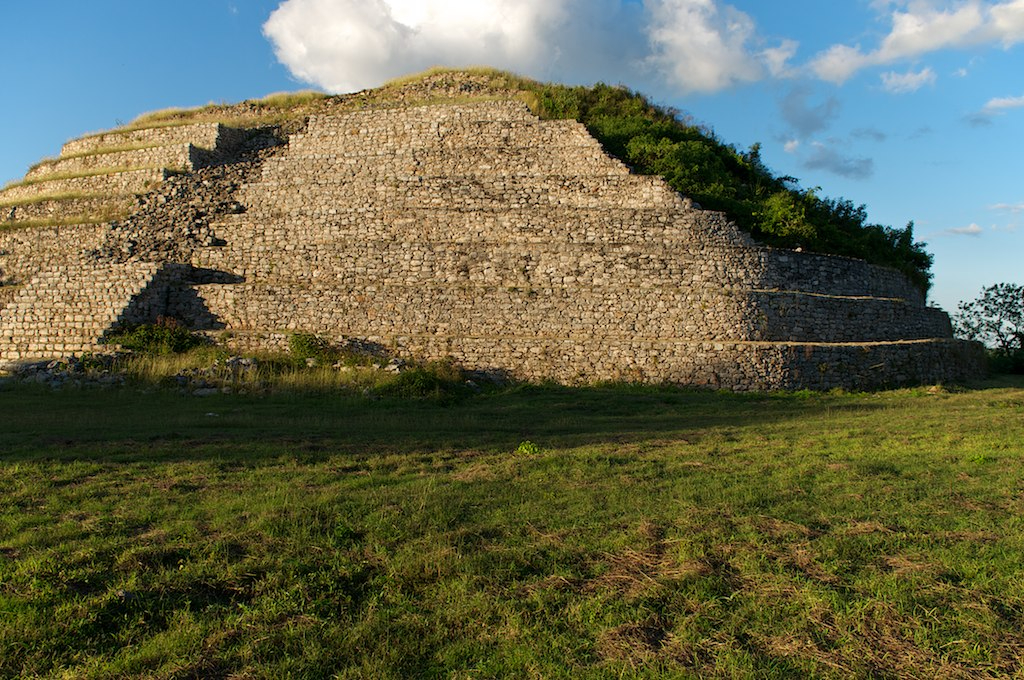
xmin=128 ymin=90 xmax=327 ymax=128
xmin=1 ymin=376 xmax=1022 ymax=678
xmin=89 ymin=90 xmax=333 ymax=136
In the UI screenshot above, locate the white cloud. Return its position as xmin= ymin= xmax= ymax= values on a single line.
xmin=937 ymin=223 xmax=985 ymax=236
xmin=263 ymin=0 xmax=798 ymax=94
xmin=878 ymin=2 xmax=985 ymax=60
xmin=987 ymin=0 xmax=1024 ymax=43
xmin=983 ymin=93 xmax=1024 ymax=112
xmin=263 ymin=0 xmax=577 ymax=93
xmin=261 ymin=1 xmax=1020 ymax=95
xmin=810 ymin=1 xmax=1024 ymax=84
xmin=967 ymin=91 xmax=1024 ymax=125
xmin=808 ymin=44 xmax=872 ymax=84
xmin=881 ymin=66 xmax=937 ymax=93
xmin=761 ymin=39 xmax=800 ymax=78
xmin=784 ymin=139 xmax=800 ymax=153
xmin=990 ymin=202 xmax=1024 ymax=212
xmin=644 ymin=0 xmax=763 ymax=92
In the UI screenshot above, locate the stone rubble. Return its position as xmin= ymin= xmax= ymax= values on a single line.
xmin=6 ymin=353 xmax=128 ymax=389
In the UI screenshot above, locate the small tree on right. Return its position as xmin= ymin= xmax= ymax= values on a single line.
xmin=954 ymin=283 xmax=1024 ymax=373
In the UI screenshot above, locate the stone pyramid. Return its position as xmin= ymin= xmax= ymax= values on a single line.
xmin=0 ymin=72 xmax=983 ymax=389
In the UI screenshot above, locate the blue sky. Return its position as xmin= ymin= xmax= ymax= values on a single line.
xmin=2 ymin=1 xmax=1022 ymax=315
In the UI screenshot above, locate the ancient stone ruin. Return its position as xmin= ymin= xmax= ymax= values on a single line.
xmin=0 ymin=72 xmax=983 ymax=390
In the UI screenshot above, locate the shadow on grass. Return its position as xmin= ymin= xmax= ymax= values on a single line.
xmin=0 ymin=379 xmax=909 ymax=463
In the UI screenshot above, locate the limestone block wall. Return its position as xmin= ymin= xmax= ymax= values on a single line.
xmin=24 ymin=145 xmax=195 ymax=182
xmin=0 ymin=262 xmax=170 ymax=363
xmin=60 ymin=123 xmax=240 ymax=157
xmin=0 ymin=169 xmax=168 ymax=204
xmin=755 ymin=249 xmax=926 ymax=305
xmin=747 ymin=291 xmax=951 ymax=342
xmin=189 ymin=278 xmax=948 ymax=347
xmin=0 ymin=122 xmax=256 ymax=329
xmin=2 ymin=196 xmax=135 ymax=223
xmin=385 ymin=335 xmax=982 ymax=391
xmin=0 ymin=224 xmax=109 ymax=290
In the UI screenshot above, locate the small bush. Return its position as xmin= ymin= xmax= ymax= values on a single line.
xmin=288 ymin=332 xmax=337 ymax=362
xmin=377 ymin=359 xmax=466 ymax=399
xmin=515 ymin=441 xmax=542 ymax=455
xmin=105 ymin=317 xmax=206 ymax=355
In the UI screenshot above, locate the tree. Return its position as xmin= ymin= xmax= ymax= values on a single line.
xmin=954 ymin=283 xmax=1024 ymax=373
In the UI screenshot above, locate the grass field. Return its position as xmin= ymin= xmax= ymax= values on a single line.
xmin=1 ymin=376 xmax=1022 ymax=678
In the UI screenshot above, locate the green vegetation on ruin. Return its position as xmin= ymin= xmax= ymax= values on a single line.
xmin=0 ymin=370 xmax=1022 ymax=678
xmin=520 ymin=83 xmax=929 ymax=291
xmin=108 ymin=90 xmax=331 ymax=135
xmin=7 ymin=67 xmax=933 ymax=291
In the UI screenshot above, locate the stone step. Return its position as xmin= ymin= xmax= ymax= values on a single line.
xmin=181 ymin=287 xmax=980 ymax=390
xmin=240 ymin=174 xmax=683 ymax=212
xmin=0 ymin=224 xmax=110 ymax=294
xmin=255 ymin=147 xmax=624 ymax=176
xmin=199 ymin=216 xmax=911 ymax=302
xmin=25 ymin=145 xmax=195 ymax=182
xmin=748 ymin=290 xmax=951 ymax=342
xmin=192 ymin=234 xmax=752 ymax=285
xmin=385 ymin=335 xmax=983 ymax=391
xmin=1 ymin=195 xmax=134 ymax=224
xmin=61 ymin=122 xmax=229 ymax=157
xmin=185 ymin=278 xmax=944 ymax=346
xmin=306 ymin=100 xmax=543 ymax=128
xmin=205 ymin=219 xmax=704 ymax=254
xmin=199 ymin=326 xmax=980 ymax=392
xmin=288 ymin=123 xmax=597 ymax=157
xmin=0 ymin=168 xmax=169 ymax=204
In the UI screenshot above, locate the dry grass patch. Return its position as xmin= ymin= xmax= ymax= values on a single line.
xmin=0 ymin=214 xmax=121 ymax=231
xmin=2 ymin=164 xmax=171 ymax=191
xmin=596 ymin=614 xmax=677 ymax=664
